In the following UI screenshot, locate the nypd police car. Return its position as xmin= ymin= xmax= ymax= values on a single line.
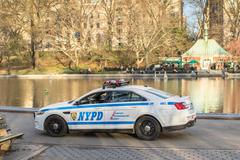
xmin=34 ymin=80 xmax=196 ymax=140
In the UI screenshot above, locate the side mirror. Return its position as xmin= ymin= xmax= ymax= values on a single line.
xmin=74 ymin=101 xmax=80 ymax=105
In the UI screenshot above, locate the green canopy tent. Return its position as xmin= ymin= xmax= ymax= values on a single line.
xmin=163 ymin=57 xmax=183 ymax=64
xmin=188 ymin=59 xmax=199 ymax=65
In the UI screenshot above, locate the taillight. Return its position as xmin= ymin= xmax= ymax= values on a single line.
xmin=174 ymin=103 xmax=188 ymax=110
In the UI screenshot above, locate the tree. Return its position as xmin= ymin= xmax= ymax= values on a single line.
xmin=101 ymin=0 xmax=116 ymax=51
xmin=124 ymin=0 xmax=183 ymax=68
xmin=0 ymin=1 xmax=26 ymax=73
xmin=0 ymin=28 xmax=25 ymax=74
xmin=220 ymin=0 xmax=240 ymax=40
xmin=0 ymin=0 xmax=58 ymax=69
xmin=187 ymin=0 xmax=240 ymax=42
xmin=186 ymin=0 xmax=208 ymax=39
xmin=24 ymin=0 xmax=58 ymax=69
xmin=44 ymin=0 xmax=100 ymax=70
xmin=0 ymin=0 xmax=192 ymax=71
xmin=226 ymin=39 xmax=240 ymax=57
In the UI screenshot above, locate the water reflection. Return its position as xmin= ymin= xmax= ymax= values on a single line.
xmin=0 ymin=77 xmax=239 ymax=114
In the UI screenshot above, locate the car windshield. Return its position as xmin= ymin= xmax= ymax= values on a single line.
xmin=68 ymin=100 xmax=74 ymax=104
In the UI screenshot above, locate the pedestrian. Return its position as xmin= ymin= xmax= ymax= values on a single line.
xmin=126 ymin=67 xmax=129 ymax=73
xmin=222 ymin=68 xmax=226 ymax=78
xmin=120 ymin=65 xmax=123 ymax=71
xmin=88 ymin=67 xmax=91 ymax=73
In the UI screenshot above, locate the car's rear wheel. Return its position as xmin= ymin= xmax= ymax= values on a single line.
xmin=44 ymin=115 xmax=68 ymax=137
xmin=135 ymin=116 xmax=161 ymax=140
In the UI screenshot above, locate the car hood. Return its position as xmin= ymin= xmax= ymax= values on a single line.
xmin=39 ymin=101 xmax=71 ymax=111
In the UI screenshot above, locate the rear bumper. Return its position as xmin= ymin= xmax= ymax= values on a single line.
xmin=162 ymin=118 xmax=196 ymax=132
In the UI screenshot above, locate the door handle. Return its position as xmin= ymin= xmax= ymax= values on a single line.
xmin=63 ymin=111 xmax=71 ymax=114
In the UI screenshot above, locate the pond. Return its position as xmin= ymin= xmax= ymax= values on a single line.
xmin=0 ymin=77 xmax=239 ymax=114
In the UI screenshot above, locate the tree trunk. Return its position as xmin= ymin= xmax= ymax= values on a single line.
xmin=145 ymin=53 xmax=149 ymax=69
xmin=7 ymin=55 xmax=11 ymax=75
xmin=30 ymin=0 xmax=36 ymax=70
xmin=30 ymin=36 xmax=36 ymax=69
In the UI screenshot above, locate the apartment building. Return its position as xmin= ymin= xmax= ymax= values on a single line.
xmin=208 ymin=0 xmax=236 ymax=45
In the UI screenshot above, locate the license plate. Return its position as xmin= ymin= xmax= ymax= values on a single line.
xmin=188 ymin=109 xmax=194 ymax=114
xmin=189 ymin=103 xmax=194 ymax=110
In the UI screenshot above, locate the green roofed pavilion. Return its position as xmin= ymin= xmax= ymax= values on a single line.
xmin=182 ymin=39 xmax=231 ymax=70
xmin=183 ymin=39 xmax=229 ymax=57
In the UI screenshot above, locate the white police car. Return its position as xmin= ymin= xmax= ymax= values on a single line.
xmin=35 ymin=80 xmax=196 ymax=140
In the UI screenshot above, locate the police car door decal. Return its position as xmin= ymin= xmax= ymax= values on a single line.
xmin=77 ymin=111 xmax=103 ymax=121
xmin=67 ymin=92 xmax=107 ymax=129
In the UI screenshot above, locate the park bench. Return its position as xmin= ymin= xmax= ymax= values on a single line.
xmin=0 ymin=132 xmax=24 ymax=152
xmin=0 ymin=115 xmax=24 ymax=151
xmin=0 ymin=133 xmax=24 ymax=144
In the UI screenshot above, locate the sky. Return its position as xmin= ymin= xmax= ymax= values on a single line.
xmin=184 ymin=0 xmax=195 ymax=25
xmin=183 ymin=0 xmax=199 ymax=35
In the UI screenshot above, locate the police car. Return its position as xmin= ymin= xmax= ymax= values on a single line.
xmin=34 ymin=80 xmax=196 ymax=140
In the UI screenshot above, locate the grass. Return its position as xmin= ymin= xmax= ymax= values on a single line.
xmin=0 ymin=66 xmax=64 ymax=75
xmin=0 ymin=67 xmax=124 ymax=75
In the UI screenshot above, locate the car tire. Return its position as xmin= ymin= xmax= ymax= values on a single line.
xmin=44 ymin=115 xmax=68 ymax=137
xmin=135 ymin=116 xmax=161 ymax=140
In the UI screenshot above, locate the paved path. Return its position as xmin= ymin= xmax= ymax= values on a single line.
xmin=3 ymin=144 xmax=240 ymax=160
xmin=1 ymin=112 xmax=240 ymax=160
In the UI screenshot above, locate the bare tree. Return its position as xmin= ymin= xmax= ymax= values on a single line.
xmin=124 ymin=0 xmax=176 ymax=68
xmin=0 ymin=0 xmax=26 ymax=73
xmin=186 ymin=0 xmax=208 ymax=39
xmin=101 ymin=0 xmax=116 ymax=51
xmin=46 ymin=0 xmax=99 ymax=70
xmin=0 ymin=0 xmax=192 ymax=71
xmin=221 ymin=0 xmax=240 ymax=40
xmin=0 ymin=0 xmax=58 ymax=69
xmin=226 ymin=39 xmax=240 ymax=56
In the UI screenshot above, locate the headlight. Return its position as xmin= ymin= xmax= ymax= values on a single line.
xmin=35 ymin=111 xmax=45 ymax=116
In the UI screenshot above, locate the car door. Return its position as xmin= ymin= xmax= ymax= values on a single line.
xmin=67 ymin=91 xmax=111 ymax=130
xmin=104 ymin=90 xmax=148 ymax=130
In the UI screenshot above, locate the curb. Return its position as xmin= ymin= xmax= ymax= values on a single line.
xmin=0 ymin=106 xmax=38 ymax=113
xmin=196 ymin=113 xmax=240 ymax=120
xmin=1 ymin=106 xmax=240 ymax=120
xmin=0 ymin=73 xmax=234 ymax=79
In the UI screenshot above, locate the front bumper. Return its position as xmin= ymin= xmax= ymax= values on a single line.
xmin=162 ymin=118 xmax=196 ymax=132
xmin=34 ymin=113 xmax=45 ymax=131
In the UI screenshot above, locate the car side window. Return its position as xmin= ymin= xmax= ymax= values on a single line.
xmin=111 ymin=91 xmax=131 ymax=102
xmin=131 ymin=92 xmax=147 ymax=101
xmin=78 ymin=92 xmax=111 ymax=105
xmin=110 ymin=91 xmax=146 ymax=102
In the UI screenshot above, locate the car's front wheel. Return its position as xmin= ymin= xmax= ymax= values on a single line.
xmin=135 ymin=116 xmax=161 ymax=140
xmin=44 ymin=115 xmax=68 ymax=137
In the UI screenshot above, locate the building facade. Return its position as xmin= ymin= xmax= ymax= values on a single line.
xmin=208 ymin=0 xmax=235 ymax=45
xmin=208 ymin=0 xmax=224 ymax=45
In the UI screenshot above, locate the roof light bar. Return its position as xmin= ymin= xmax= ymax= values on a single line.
xmin=103 ymin=79 xmax=129 ymax=89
